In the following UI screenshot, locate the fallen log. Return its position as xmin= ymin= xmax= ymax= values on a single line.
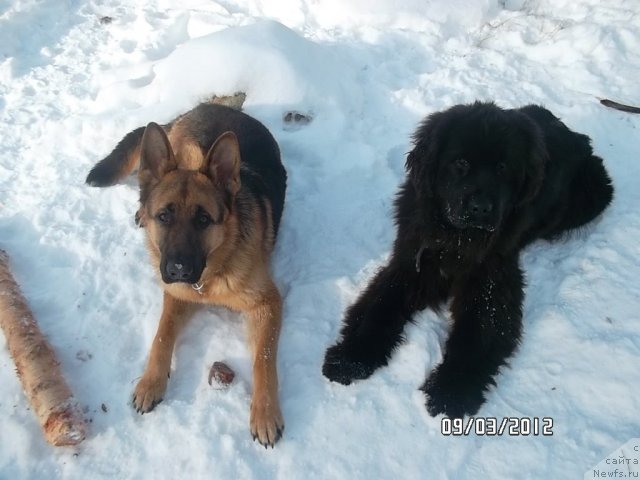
xmin=0 ymin=249 xmax=86 ymax=446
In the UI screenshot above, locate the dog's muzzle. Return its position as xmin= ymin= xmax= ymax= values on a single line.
xmin=161 ymin=256 xmax=204 ymax=284
xmin=446 ymin=191 xmax=501 ymax=232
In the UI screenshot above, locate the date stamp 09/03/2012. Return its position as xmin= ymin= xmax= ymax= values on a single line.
xmin=441 ymin=416 xmax=554 ymax=437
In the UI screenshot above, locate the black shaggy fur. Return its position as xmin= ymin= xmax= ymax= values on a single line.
xmin=322 ymin=101 xmax=614 ymax=418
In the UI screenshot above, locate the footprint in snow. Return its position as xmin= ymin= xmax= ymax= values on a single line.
xmin=283 ymin=111 xmax=313 ymax=131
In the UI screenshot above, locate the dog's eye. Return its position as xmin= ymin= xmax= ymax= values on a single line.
xmin=156 ymin=211 xmax=170 ymax=224
xmin=196 ymin=212 xmax=212 ymax=228
xmin=497 ymin=162 xmax=507 ymax=173
xmin=454 ymin=158 xmax=470 ymax=176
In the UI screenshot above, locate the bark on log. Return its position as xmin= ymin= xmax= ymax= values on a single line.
xmin=0 ymin=250 xmax=86 ymax=446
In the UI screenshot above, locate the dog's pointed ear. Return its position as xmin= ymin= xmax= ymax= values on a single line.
xmin=138 ymin=122 xmax=177 ymax=205
xmin=202 ymin=131 xmax=241 ymax=197
xmin=139 ymin=122 xmax=177 ymax=180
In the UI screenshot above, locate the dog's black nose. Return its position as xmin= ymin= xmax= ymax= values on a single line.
xmin=165 ymin=260 xmax=194 ymax=282
xmin=464 ymin=194 xmax=498 ymax=231
xmin=161 ymin=254 xmax=205 ymax=284
xmin=469 ymin=195 xmax=493 ymax=215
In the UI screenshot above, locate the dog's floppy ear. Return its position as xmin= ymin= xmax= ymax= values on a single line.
xmin=406 ymin=110 xmax=450 ymax=197
xmin=138 ymin=122 xmax=177 ymax=204
xmin=516 ymin=118 xmax=547 ymax=205
xmin=202 ymin=131 xmax=241 ymax=197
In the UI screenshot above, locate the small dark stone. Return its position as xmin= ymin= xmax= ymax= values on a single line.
xmin=208 ymin=361 xmax=235 ymax=388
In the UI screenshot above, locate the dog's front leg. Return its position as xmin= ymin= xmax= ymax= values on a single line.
xmin=245 ymin=282 xmax=284 ymax=447
xmin=323 ymin=250 xmax=450 ymax=385
xmin=132 ymin=292 xmax=193 ymax=413
xmin=422 ymin=255 xmax=524 ymax=418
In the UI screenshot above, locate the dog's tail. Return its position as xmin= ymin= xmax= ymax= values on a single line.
xmin=85 ymin=126 xmax=146 ymax=187
xmin=85 ymin=92 xmax=247 ymax=187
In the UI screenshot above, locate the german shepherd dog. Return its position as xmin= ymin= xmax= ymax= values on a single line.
xmin=86 ymin=100 xmax=287 ymax=447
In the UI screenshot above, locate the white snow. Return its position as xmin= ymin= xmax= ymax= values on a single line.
xmin=1 ymin=0 xmax=639 ymax=479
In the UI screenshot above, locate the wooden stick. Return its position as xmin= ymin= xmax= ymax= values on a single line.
xmin=0 ymin=249 xmax=86 ymax=446
xmin=600 ymin=98 xmax=640 ymax=114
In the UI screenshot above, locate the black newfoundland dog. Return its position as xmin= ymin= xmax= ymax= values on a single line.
xmin=323 ymin=101 xmax=614 ymax=418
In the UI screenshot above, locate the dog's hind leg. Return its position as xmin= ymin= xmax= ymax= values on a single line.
xmin=132 ymin=292 xmax=194 ymax=413
xmin=561 ymin=154 xmax=613 ymax=232
xmin=86 ymin=126 xmax=146 ymax=186
xmin=421 ymin=254 xmax=524 ymax=418
xmin=541 ymin=155 xmax=614 ymax=240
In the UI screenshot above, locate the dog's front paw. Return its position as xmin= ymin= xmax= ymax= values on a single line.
xmin=132 ymin=372 xmax=168 ymax=414
xmin=250 ymin=395 xmax=284 ymax=448
xmin=421 ymin=365 xmax=487 ymax=418
xmin=322 ymin=342 xmax=383 ymax=385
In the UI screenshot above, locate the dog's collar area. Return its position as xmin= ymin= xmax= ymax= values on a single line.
xmin=192 ymin=282 xmax=205 ymax=294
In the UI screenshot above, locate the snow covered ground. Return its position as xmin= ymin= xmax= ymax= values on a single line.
xmin=1 ymin=0 xmax=639 ymax=478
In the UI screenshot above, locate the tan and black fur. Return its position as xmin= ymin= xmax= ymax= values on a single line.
xmin=86 ymin=100 xmax=287 ymax=447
